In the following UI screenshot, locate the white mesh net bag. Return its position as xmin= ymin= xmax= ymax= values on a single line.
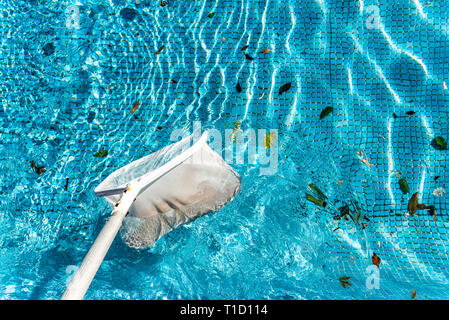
xmin=94 ymin=131 xmax=241 ymax=249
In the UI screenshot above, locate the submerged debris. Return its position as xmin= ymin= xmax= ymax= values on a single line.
xmin=411 ymin=289 xmax=417 ymax=299
xmin=160 ymin=1 xmax=167 ymax=7
xmin=244 ymin=53 xmax=254 ymax=61
xmin=241 ymin=45 xmax=249 ymax=51
xmin=406 ymin=111 xmax=416 ymax=115
xmin=339 ymin=276 xmax=351 ymax=288
xmin=131 ymin=100 xmax=140 ymax=113
xmin=279 ymin=82 xmax=291 ymax=95
xmin=306 ymin=194 xmax=325 ymax=207
xmin=407 ymin=192 xmax=419 ymax=215
xmin=259 ymin=48 xmax=271 ymax=54
xmin=309 ymin=183 xmax=327 ymax=200
xmin=30 ymin=161 xmax=46 ymax=175
xmin=431 ymin=136 xmax=447 ymax=150
xmin=156 ymin=45 xmax=165 ymax=55
xmin=357 ymin=151 xmax=374 ymax=167
xmin=372 ymin=252 xmax=381 ymax=268
xmin=94 ymin=149 xmax=108 ymax=158
xmin=319 ymin=106 xmax=333 ymax=120
xmin=305 ymin=183 xmax=327 ymax=208
xmin=399 ymin=178 xmax=410 ymax=194
xmin=207 ymin=12 xmax=215 ymax=18
xmin=236 ymin=82 xmax=242 ymax=93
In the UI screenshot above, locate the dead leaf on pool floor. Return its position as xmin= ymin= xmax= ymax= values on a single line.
xmin=339 ymin=276 xmax=351 ymax=288
xmin=372 ymin=252 xmax=381 ymax=268
xmin=411 ymin=289 xmax=417 ymax=299
xmin=408 ymin=192 xmax=419 ymax=215
xmin=357 ymin=151 xmax=374 ymax=168
xmin=156 ymin=45 xmax=165 ymax=55
xmin=259 ymin=48 xmax=271 ymax=54
xmin=131 ymin=100 xmax=140 ymax=113
xmin=279 ymin=82 xmax=291 ymax=95
xmin=30 ymin=161 xmax=46 ymax=175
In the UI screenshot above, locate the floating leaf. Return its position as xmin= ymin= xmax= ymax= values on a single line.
xmin=241 ymin=45 xmax=249 ymax=51
xmin=160 ymin=1 xmax=167 ymax=7
xmin=156 ymin=45 xmax=165 ymax=55
xmin=236 ymin=82 xmax=242 ymax=93
xmin=393 ymin=112 xmax=398 ymax=119
xmin=264 ymin=132 xmax=276 ymax=149
xmin=94 ymin=149 xmax=108 ymax=158
xmin=399 ymin=178 xmax=410 ymax=194
xmin=306 ymin=194 xmax=324 ymax=207
xmin=64 ymin=178 xmax=69 ymax=191
xmin=245 ymin=53 xmax=254 ymax=61
xmin=131 ymin=100 xmax=140 ymax=113
xmin=406 ymin=111 xmax=416 ymax=115
xmin=319 ymin=106 xmax=333 ymax=120
xmin=339 ymin=276 xmax=351 ymax=288
xmin=279 ymin=82 xmax=291 ymax=95
xmin=411 ymin=289 xmax=417 ymax=299
xmin=431 ymin=136 xmax=447 ymax=150
xmin=259 ymin=48 xmax=271 ymax=54
xmin=207 ymin=12 xmax=215 ymax=18
xmin=408 ymin=192 xmax=419 ymax=215
xmin=372 ymin=252 xmax=381 ymax=268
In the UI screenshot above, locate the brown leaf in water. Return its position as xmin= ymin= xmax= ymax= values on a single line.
xmin=408 ymin=192 xmax=419 ymax=215
xmin=156 ymin=45 xmax=165 ymax=55
xmin=411 ymin=289 xmax=417 ymax=299
xmin=259 ymin=48 xmax=271 ymax=54
xmin=406 ymin=111 xmax=416 ymax=115
xmin=30 ymin=161 xmax=45 ymax=175
xmin=131 ymin=100 xmax=140 ymax=113
xmin=339 ymin=276 xmax=351 ymax=288
xmin=372 ymin=252 xmax=381 ymax=268
xmin=241 ymin=45 xmax=249 ymax=51
xmin=36 ymin=167 xmax=46 ymax=175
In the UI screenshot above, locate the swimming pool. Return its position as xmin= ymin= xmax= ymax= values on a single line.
xmin=1 ymin=0 xmax=449 ymax=300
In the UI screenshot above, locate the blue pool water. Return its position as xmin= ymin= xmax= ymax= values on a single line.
xmin=1 ymin=0 xmax=449 ymax=299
